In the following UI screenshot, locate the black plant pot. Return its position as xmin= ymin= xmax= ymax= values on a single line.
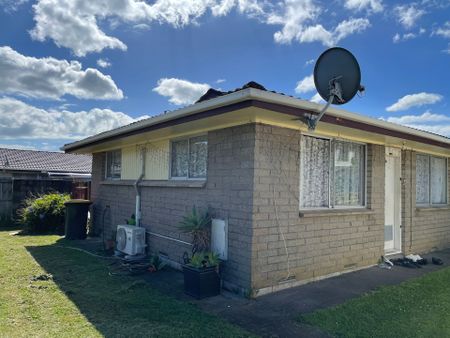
xmin=182 ymin=265 xmax=220 ymax=299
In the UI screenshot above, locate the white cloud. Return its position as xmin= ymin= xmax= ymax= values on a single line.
xmin=393 ymin=32 xmax=417 ymax=43
xmin=393 ymin=28 xmax=426 ymax=43
xmin=386 ymin=92 xmax=442 ymax=112
xmin=153 ymin=78 xmax=210 ymax=105
xmin=0 ymin=143 xmax=36 ymax=150
xmin=0 ymin=46 xmax=123 ymax=100
xmin=29 ymin=0 xmax=373 ymax=55
xmin=304 ymin=59 xmax=314 ymax=66
xmin=29 ymin=0 xmax=268 ymax=56
xmin=286 ymin=18 xmax=370 ymax=46
xmin=0 ymin=97 xmax=145 ymax=140
xmin=393 ymin=33 xmax=401 ymax=43
xmin=344 ymin=0 xmax=383 ymax=13
xmin=434 ymin=21 xmax=450 ymax=38
xmin=295 ymin=74 xmax=315 ymax=94
xmin=394 ymin=4 xmax=425 ymax=29
xmin=216 ymin=78 xmax=226 ymax=84
xmin=0 ymin=0 xmax=29 ymax=12
xmin=310 ymin=92 xmax=324 ymax=103
xmin=96 ymin=59 xmax=111 ymax=68
xmin=385 ymin=111 xmax=450 ymax=137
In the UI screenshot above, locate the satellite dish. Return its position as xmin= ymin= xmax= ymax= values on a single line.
xmin=297 ymin=47 xmax=364 ymax=130
xmin=314 ymin=47 xmax=361 ymax=104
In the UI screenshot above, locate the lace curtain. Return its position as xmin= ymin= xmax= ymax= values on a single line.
xmin=171 ymin=136 xmax=207 ymax=178
xmin=416 ymin=154 xmax=430 ymax=204
xmin=333 ymin=141 xmax=364 ymax=206
xmin=431 ymin=156 xmax=446 ymax=204
xmin=300 ymin=136 xmax=330 ymax=208
xmin=189 ymin=135 xmax=207 ymax=178
xmin=171 ymin=140 xmax=188 ymax=177
xmin=416 ymin=154 xmax=447 ymax=205
xmin=300 ymin=136 xmax=365 ymax=208
xmin=106 ymin=150 xmax=121 ymax=179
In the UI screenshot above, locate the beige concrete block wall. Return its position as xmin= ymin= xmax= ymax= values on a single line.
xmin=402 ymin=150 xmax=450 ymax=254
xmin=250 ymin=123 xmax=385 ymax=291
xmin=90 ymin=124 xmax=257 ymax=291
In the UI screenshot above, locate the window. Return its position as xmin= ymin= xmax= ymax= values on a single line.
xmin=171 ymin=135 xmax=207 ymax=179
xmin=300 ymin=135 xmax=366 ymax=209
xmin=105 ymin=149 xmax=121 ymax=179
xmin=416 ymin=154 xmax=447 ymax=206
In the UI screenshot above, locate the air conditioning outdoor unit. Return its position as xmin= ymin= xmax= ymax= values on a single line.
xmin=116 ymin=225 xmax=146 ymax=256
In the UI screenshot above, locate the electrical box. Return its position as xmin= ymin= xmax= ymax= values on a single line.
xmin=211 ymin=218 xmax=228 ymax=260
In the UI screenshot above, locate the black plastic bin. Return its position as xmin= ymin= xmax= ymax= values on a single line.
xmin=64 ymin=199 xmax=92 ymax=240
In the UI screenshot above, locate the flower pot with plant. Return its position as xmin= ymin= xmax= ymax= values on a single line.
xmin=178 ymin=206 xmax=221 ymax=299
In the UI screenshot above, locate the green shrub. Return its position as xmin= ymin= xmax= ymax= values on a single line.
xmin=18 ymin=193 xmax=70 ymax=234
xmin=188 ymin=251 xmax=220 ymax=269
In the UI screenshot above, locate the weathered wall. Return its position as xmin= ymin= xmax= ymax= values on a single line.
xmin=250 ymin=124 xmax=385 ymax=291
xmin=91 ymin=124 xmax=256 ymax=291
xmin=402 ymin=150 xmax=450 ymax=254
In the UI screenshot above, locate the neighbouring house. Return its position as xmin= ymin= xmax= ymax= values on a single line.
xmin=63 ymin=82 xmax=450 ymax=295
xmin=0 ymin=148 xmax=92 ymax=224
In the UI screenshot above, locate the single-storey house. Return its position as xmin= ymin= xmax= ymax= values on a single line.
xmin=63 ymin=82 xmax=450 ymax=295
xmin=0 ymin=148 xmax=92 ymax=224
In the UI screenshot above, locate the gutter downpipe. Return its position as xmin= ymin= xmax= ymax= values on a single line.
xmin=134 ymin=147 xmax=146 ymax=227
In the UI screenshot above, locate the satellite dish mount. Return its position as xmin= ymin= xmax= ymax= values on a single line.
xmin=299 ymin=47 xmax=364 ymax=131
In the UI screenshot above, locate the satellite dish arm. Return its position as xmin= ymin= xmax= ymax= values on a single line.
xmin=307 ymin=76 xmax=343 ymax=131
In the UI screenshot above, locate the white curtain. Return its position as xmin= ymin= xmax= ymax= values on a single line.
xmin=171 ymin=140 xmax=188 ymax=177
xmin=431 ymin=156 xmax=447 ymax=204
xmin=333 ymin=141 xmax=364 ymax=206
xmin=416 ymin=154 xmax=430 ymax=204
xmin=300 ymin=135 xmax=330 ymax=208
xmin=189 ymin=135 xmax=207 ymax=178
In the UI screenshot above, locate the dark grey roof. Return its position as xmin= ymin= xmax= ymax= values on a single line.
xmin=0 ymin=148 xmax=92 ymax=173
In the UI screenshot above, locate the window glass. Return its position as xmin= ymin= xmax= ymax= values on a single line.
xmin=189 ymin=135 xmax=207 ymax=178
xmin=416 ymin=154 xmax=430 ymax=204
xmin=300 ymin=135 xmax=365 ymax=209
xmin=333 ymin=141 xmax=364 ymax=206
xmin=300 ymin=135 xmax=330 ymax=208
xmin=431 ymin=156 xmax=447 ymax=204
xmin=171 ymin=140 xmax=188 ymax=178
xmin=416 ymin=154 xmax=447 ymax=205
xmin=106 ymin=150 xmax=121 ymax=179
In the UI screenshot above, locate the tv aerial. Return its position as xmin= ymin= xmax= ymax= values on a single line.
xmin=298 ymin=47 xmax=365 ymax=130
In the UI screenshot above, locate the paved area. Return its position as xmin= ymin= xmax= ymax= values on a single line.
xmin=147 ymin=249 xmax=450 ymax=338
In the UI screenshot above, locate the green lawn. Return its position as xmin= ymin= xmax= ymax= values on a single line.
xmin=299 ymin=266 xmax=450 ymax=338
xmin=0 ymin=227 xmax=251 ymax=338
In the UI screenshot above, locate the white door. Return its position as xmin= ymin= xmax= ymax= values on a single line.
xmin=384 ymin=147 xmax=402 ymax=253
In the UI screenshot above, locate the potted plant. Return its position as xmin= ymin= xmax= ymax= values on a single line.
xmin=178 ymin=206 xmax=221 ymax=299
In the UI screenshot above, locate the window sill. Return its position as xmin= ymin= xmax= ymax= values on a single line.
xmin=299 ymin=208 xmax=374 ymax=218
xmin=100 ymin=179 xmax=206 ymax=188
xmin=416 ymin=205 xmax=450 ymax=212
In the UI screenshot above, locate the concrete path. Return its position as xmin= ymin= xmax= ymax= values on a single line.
xmin=178 ymin=249 xmax=450 ymax=337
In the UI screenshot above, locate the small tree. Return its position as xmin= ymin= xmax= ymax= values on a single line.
xmin=178 ymin=206 xmax=212 ymax=253
xmin=18 ymin=193 xmax=70 ymax=234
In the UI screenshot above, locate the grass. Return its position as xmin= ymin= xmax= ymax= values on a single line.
xmin=299 ymin=266 xmax=450 ymax=338
xmin=0 ymin=227 xmax=252 ymax=337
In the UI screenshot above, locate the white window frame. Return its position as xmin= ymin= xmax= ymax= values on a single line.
xmin=416 ymin=153 xmax=448 ymax=207
xmin=299 ymin=133 xmax=367 ymax=210
xmin=104 ymin=149 xmax=122 ymax=180
xmin=169 ymin=134 xmax=207 ymax=180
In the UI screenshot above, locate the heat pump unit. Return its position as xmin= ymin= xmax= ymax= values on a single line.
xmin=116 ymin=225 xmax=146 ymax=256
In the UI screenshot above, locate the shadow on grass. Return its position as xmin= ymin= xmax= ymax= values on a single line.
xmin=25 ymin=241 xmax=249 ymax=337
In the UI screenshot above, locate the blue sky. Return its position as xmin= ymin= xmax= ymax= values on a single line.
xmin=0 ymin=0 xmax=449 ymax=151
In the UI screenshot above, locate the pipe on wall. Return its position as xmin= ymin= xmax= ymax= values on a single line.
xmin=134 ymin=147 xmax=146 ymax=227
